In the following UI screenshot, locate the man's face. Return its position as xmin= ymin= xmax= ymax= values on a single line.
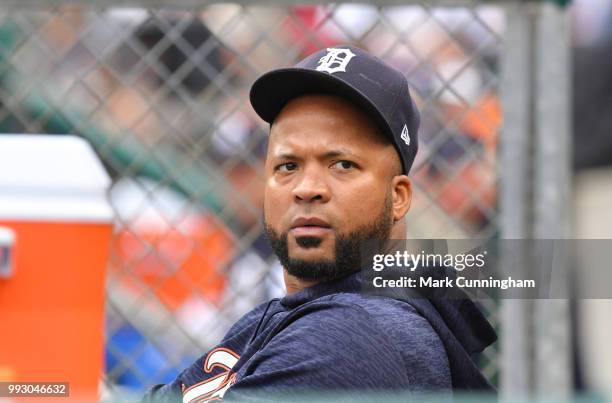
xmin=263 ymin=94 xmax=401 ymax=282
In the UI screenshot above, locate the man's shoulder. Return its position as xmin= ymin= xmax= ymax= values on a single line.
xmin=280 ymin=291 xmax=430 ymax=333
xmin=313 ymin=293 xmax=447 ymax=356
xmin=315 ymin=292 xmax=427 ymax=327
xmin=236 ymin=297 xmax=414 ymax=390
xmin=266 ymin=297 xmax=400 ymax=356
xmin=310 ymin=292 xmax=451 ymax=389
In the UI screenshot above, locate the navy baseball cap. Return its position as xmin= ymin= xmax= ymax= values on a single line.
xmin=249 ymin=46 xmax=420 ymax=175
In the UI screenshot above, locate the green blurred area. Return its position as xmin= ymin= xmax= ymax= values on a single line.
xmin=0 ymin=21 xmax=225 ymax=218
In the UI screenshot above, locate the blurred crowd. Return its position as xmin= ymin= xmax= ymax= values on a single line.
xmin=570 ymin=0 xmax=612 ymax=397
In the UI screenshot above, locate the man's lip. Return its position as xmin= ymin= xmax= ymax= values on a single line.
xmin=290 ymin=217 xmax=331 ymax=229
xmin=291 ymin=226 xmax=331 ymax=237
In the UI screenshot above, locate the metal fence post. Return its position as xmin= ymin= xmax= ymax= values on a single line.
xmin=500 ymin=0 xmax=572 ymax=398
xmin=499 ymin=1 xmax=536 ymax=396
xmin=533 ymin=1 xmax=572 ymax=396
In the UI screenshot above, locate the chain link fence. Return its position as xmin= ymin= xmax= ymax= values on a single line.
xmin=0 ymin=1 xmax=515 ymax=399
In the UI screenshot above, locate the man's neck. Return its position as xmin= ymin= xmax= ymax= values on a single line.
xmin=283 ymin=270 xmax=319 ymax=295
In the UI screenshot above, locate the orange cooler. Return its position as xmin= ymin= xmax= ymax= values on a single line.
xmin=0 ymin=135 xmax=113 ymax=401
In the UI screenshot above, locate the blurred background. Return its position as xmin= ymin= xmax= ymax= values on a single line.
xmin=0 ymin=0 xmax=610 ymax=401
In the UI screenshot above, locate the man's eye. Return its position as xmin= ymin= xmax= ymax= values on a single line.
xmin=331 ymin=160 xmax=356 ymax=170
xmin=276 ymin=162 xmax=298 ymax=172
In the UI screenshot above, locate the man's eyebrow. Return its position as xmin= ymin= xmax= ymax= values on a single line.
xmin=272 ymin=152 xmax=299 ymax=160
xmin=271 ymin=149 xmax=360 ymax=160
xmin=322 ymin=149 xmax=360 ymax=159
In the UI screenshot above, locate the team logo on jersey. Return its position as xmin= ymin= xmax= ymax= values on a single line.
xmin=400 ymin=124 xmax=410 ymax=146
xmin=182 ymin=347 xmax=240 ymax=403
xmin=316 ymin=48 xmax=356 ymax=74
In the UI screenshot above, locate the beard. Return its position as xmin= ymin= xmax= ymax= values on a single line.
xmin=264 ymin=195 xmax=393 ymax=283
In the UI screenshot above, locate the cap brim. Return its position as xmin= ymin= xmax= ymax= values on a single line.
xmin=249 ymin=68 xmax=391 ymax=139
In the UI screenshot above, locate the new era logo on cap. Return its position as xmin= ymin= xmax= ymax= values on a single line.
xmin=401 ymin=124 xmax=410 ymax=146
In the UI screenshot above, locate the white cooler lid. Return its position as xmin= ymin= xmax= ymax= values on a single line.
xmin=0 ymin=135 xmax=113 ymax=222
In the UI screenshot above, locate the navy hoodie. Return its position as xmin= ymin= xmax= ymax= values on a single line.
xmin=142 ymin=271 xmax=497 ymax=402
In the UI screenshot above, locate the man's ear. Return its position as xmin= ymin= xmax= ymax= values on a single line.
xmin=391 ymin=175 xmax=412 ymax=222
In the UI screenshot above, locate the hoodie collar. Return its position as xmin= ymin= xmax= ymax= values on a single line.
xmin=280 ymin=272 xmax=362 ymax=309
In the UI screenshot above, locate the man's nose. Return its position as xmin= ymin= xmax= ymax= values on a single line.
xmin=292 ymin=168 xmax=330 ymax=203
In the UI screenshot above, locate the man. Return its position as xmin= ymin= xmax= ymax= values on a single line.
xmin=143 ymin=46 xmax=496 ymax=402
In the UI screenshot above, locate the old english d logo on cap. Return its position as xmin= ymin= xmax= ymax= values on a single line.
xmin=315 ymin=48 xmax=356 ymax=74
